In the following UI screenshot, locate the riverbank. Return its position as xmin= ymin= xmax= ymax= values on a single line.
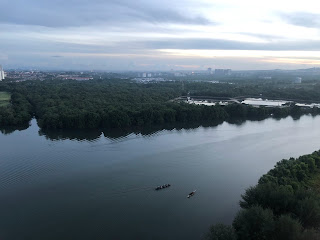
xmin=206 ymin=150 xmax=320 ymax=239
xmin=2 ymin=79 xmax=320 ymax=131
xmin=2 ymin=97 xmax=320 ymax=135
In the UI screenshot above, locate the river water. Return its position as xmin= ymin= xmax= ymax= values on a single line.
xmin=1 ymin=116 xmax=320 ymax=240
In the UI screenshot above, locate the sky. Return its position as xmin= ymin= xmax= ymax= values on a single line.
xmin=2 ymin=0 xmax=320 ymax=71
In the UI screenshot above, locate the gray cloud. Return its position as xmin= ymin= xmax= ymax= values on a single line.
xmin=134 ymin=38 xmax=320 ymax=51
xmin=1 ymin=0 xmax=212 ymax=27
xmin=280 ymin=12 xmax=320 ymax=28
xmin=236 ymin=32 xmax=285 ymax=41
xmin=3 ymin=35 xmax=320 ymax=59
xmin=3 ymin=52 xmax=310 ymax=71
xmin=2 ymin=1 xmax=320 ymax=71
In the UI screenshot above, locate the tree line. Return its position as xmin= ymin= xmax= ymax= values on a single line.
xmin=0 ymin=79 xmax=319 ymax=130
xmin=185 ymin=81 xmax=320 ymax=102
xmin=205 ymin=150 xmax=320 ymax=240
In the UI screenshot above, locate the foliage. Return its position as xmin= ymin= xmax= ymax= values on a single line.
xmin=204 ymin=224 xmax=236 ymax=240
xmin=274 ymin=215 xmax=302 ymax=240
xmin=233 ymin=206 xmax=275 ymax=240
xmin=185 ymin=81 xmax=320 ymax=102
xmin=0 ymin=91 xmax=32 ymax=126
xmin=0 ymin=91 xmax=11 ymax=107
xmin=0 ymin=79 xmax=319 ymax=130
xmin=240 ymin=151 xmax=320 ymax=228
xmin=207 ymin=151 xmax=320 ymax=239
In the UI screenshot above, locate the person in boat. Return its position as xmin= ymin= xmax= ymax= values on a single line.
xmin=155 ymin=184 xmax=171 ymax=190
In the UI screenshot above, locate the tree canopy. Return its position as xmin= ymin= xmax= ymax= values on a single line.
xmin=0 ymin=79 xmax=319 ymax=131
xmin=207 ymin=151 xmax=320 ymax=239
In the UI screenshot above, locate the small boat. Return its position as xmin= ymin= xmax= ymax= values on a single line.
xmin=187 ymin=190 xmax=196 ymax=198
xmin=155 ymin=184 xmax=171 ymax=191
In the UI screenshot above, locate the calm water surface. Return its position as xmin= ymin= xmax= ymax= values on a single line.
xmin=1 ymin=116 xmax=320 ymax=240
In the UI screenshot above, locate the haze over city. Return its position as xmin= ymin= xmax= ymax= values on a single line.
xmin=2 ymin=0 xmax=320 ymax=70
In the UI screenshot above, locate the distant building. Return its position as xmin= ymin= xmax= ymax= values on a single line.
xmin=207 ymin=68 xmax=212 ymax=74
xmin=215 ymin=69 xmax=232 ymax=76
xmin=174 ymin=72 xmax=186 ymax=77
xmin=0 ymin=65 xmax=5 ymax=81
xmin=142 ymin=73 xmax=147 ymax=78
xmin=294 ymin=77 xmax=302 ymax=84
xmin=259 ymin=76 xmax=272 ymax=80
xmin=147 ymin=73 xmax=152 ymax=78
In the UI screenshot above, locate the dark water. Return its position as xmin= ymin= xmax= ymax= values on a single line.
xmin=1 ymin=116 xmax=320 ymax=240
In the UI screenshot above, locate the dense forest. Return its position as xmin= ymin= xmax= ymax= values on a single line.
xmin=186 ymin=81 xmax=320 ymax=102
xmin=0 ymin=79 xmax=320 ymax=131
xmin=205 ymin=151 xmax=320 ymax=240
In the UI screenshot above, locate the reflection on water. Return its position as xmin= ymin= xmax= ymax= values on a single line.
xmin=0 ymin=123 xmax=30 ymax=135
xmin=0 ymin=113 xmax=311 ymax=142
xmin=38 ymin=120 xmax=225 ymax=141
xmin=38 ymin=128 xmax=103 ymax=141
xmin=38 ymin=116 xmax=306 ymax=141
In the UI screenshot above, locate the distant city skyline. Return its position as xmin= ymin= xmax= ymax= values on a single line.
xmin=2 ymin=0 xmax=320 ymax=71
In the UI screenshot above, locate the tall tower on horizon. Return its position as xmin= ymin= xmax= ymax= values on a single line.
xmin=0 ymin=65 xmax=4 ymax=81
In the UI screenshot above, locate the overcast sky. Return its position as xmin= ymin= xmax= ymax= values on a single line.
xmin=2 ymin=0 xmax=320 ymax=71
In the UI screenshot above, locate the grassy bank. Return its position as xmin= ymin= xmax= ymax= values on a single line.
xmin=0 ymin=91 xmax=11 ymax=107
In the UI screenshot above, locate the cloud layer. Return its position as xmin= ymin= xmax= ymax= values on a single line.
xmin=1 ymin=0 xmax=211 ymax=27
xmin=281 ymin=12 xmax=320 ymax=28
xmin=2 ymin=0 xmax=320 ymax=70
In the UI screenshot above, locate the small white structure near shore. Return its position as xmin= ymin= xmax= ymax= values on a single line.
xmin=295 ymin=103 xmax=320 ymax=108
xmin=242 ymin=98 xmax=288 ymax=107
xmin=187 ymin=98 xmax=229 ymax=106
